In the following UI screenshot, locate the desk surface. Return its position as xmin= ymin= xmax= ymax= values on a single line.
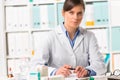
xmin=65 ymin=75 xmax=107 ymax=80
xmin=108 ymin=76 xmax=120 ymax=79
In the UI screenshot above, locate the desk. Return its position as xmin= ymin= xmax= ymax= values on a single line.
xmin=65 ymin=75 xmax=107 ymax=80
xmin=108 ymin=76 xmax=120 ymax=80
xmin=41 ymin=75 xmax=108 ymax=80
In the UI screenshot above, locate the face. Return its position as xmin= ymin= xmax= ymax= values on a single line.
xmin=62 ymin=5 xmax=84 ymax=29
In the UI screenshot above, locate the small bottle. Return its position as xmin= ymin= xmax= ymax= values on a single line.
xmin=8 ymin=67 xmax=14 ymax=78
xmin=89 ymin=76 xmax=94 ymax=80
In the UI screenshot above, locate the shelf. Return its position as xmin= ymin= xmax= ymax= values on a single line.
xmin=85 ymin=26 xmax=108 ymax=29
xmin=85 ymin=0 xmax=107 ymax=2
xmin=32 ymin=1 xmax=55 ymax=5
xmin=5 ymin=2 xmax=28 ymax=6
xmin=31 ymin=28 xmax=53 ymax=32
xmin=5 ymin=30 xmax=30 ymax=33
xmin=111 ymin=51 xmax=120 ymax=54
xmin=7 ymin=56 xmax=32 ymax=59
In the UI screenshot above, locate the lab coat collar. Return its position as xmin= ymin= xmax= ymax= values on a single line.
xmin=55 ymin=25 xmax=86 ymax=35
xmin=55 ymin=25 xmax=87 ymax=51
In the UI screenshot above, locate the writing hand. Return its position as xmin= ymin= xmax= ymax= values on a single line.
xmin=55 ymin=64 xmax=72 ymax=77
xmin=74 ymin=66 xmax=89 ymax=78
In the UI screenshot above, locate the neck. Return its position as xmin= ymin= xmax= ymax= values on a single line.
xmin=64 ymin=25 xmax=78 ymax=40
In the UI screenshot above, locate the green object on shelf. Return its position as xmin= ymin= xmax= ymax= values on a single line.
xmin=89 ymin=76 xmax=94 ymax=80
xmin=29 ymin=0 xmax=33 ymax=2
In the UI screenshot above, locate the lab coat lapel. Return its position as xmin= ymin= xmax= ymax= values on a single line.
xmin=55 ymin=25 xmax=73 ymax=52
xmin=73 ymin=27 xmax=85 ymax=51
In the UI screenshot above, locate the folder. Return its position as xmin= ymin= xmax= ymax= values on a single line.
xmin=32 ymin=32 xmax=49 ymax=53
xmin=18 ymin=6 xmax=30 ymax=30
xmin=57 ymin=3 xmax=64 ymax=25
xmin=6 ymin=6 xmax=30 ymax=30
xmin=32 ymin=5 xmax=41 ymax=29
xmin=101 ymin=2 xmax=108 ymax=25
xmin=40 ymin=5 xmax=49 ymax=29
xmin=7 ymin=33 xmax=16 ymax=56
xmin=6 ymin=7 xmax=16 ymax=30
xmin=110 ymin=0 xmax=120 ymax=26
xmin=93 ymin=2 xmax=102 ymax=26
xmin=15 ymin=33 xmax=30 ymax=57
xmin=85 ymin=4 xmax=94 ymax=27
xmin=111 ymin=27 xmax=120 ymax=51
xmin=48 ymin=4 xmax=55 ymax=28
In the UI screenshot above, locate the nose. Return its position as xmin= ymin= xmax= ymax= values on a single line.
xmin=73 ymin=14 xmax=78 ymax=19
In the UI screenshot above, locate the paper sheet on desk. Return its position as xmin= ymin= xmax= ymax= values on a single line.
xmin=65 ymin=73 xmax=89 ymax=80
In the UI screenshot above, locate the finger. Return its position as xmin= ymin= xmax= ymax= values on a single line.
xmin=61 ymin=68 xmax=71 ymax=76
xmin=76 ymin=67 xmax=85 ymax=78
xmin=61 ymin=70 xmax=71 ymax=77
xmin=80 ymin=69 xmax=88 ymax=77
xmin=75 ymin=66 xmax=82 ymax=73
xmin=63 ymin=64 xmax=72 ymax=69
xmin=78 ymin=68 xmax=87 ymax=78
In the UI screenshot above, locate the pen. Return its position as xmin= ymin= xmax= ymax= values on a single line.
xmin=68 ymin=68 xmax=75 ymax=70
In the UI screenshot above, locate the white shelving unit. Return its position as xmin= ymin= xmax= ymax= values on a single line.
xmin=108 ymin=0 xmax=120 ymax=72
xmin=1 ymin=0 xmax=120 ymax=78
xmin=0 ymin=0 xmax=7 ymax=79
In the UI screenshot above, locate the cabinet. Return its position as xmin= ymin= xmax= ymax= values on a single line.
xmin=0 ymin=0 xmax=119 ymax=78
xmin=0 ymin=0 xmax=7 ymax=79
xmin=108 ymin=0 xmax=120 ymax=72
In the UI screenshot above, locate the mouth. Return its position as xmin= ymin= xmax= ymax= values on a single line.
xmin=73 ymin=22 xmax=79 ymax=24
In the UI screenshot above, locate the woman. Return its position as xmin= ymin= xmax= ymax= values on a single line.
xmin=31 ymin=0 xmax=107 ymax=78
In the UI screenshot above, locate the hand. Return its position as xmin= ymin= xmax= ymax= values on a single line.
xmin=74 ymin=66 xmax=89 ymax=78
xmin=55 ymin=64 xmax=72 ymax=77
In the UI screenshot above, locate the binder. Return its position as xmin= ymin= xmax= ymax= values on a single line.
xmin=6 ymin=7 xmax=12 ymax=30
xmin=7 ymin=33 xmax=16 ymax=56
xmin=6 ymin=6 xmax=30 ymax=31
xmin=6 ymin=7 xmax=18 ymax=30
xmin=48 ymin=4 xmax=55 ymax=28
xmin=93 ymin=2 xmax=102 ymax=26
xmin=101 ymin=2 xmax=108 ymax=25
xmin=110 ymin=0 xmax=120 ymax=26
xmin=7 ymin=33 xmax=30 ymax=57
xmin=19 ymin=7 xmax=30 ymax=29
xmin=32 ymin=32 xmax=49 ymax=53
xmin=32 ymin=5 xmax=41 ymax=29
xmin=40 ymin=5 xmax=49 ymax=28
xmin=111 ymin=27 xmax=120 ymax=51
xmin=57 ymin=3 xmax=64 ymax=25
xmin=85 ymin=4 xmax=94 ymax=27
xmin=15 ymin=33 xmax=30 ymax=57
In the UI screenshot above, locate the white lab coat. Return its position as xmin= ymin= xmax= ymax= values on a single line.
xmin=30 ymin=25 xmax=107 ymax=76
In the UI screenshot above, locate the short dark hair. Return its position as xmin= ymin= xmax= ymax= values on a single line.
xmin=63 ymin=0 xmax=85 ymax=11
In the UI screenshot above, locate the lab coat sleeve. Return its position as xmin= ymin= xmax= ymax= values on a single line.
xmin=30 ymin=32 xmax=56 ymax=76
xmin=85 ymin=31 xmax=107 ymax=75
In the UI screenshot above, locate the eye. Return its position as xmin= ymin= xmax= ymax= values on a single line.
xmin=78 ymin=12 xmax=83 ymax=16
xmin=69 ymin=11 xmax=74 ymax=15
